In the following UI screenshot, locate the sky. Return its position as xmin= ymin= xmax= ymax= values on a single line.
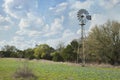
xmin=0 ymin=0 xmax=120 ymax=50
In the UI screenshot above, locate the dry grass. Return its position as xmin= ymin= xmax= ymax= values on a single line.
xmin=14 ymin=61 xmax=37 ymax=80
xmin=0 ymin=58 xmax=120 ymax=80
xmin=31 ymin=59 xmax=120 ymax=68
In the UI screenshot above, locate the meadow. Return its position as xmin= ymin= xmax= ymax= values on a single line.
xmin=0 ymin=58 xmax=120 ymax=80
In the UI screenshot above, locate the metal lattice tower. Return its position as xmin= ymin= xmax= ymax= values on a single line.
xmin=77 ymin=9 xmax=91 ymax=65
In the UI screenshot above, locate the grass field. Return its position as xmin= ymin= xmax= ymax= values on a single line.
xmin=0 ymin=58 xmax=120 ymax=80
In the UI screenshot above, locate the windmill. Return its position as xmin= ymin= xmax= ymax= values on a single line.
xmin=77 ymin=9 xmax=91 ymax=65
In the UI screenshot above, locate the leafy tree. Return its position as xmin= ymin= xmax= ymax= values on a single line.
xmin=34 ymin=44 xmax=54 ymax=60
xmin=1 ymin=45 xmax=18 ymax=57
xmin=61 ymin=45 xmax=77 ymax=62
xmin=51 ymin=52 xmax=63 ymax=62
xmin=70 ymin=39 xmax=82 ymax=62
xmin=16 ymin=50 xmax=25 ymax=58
xmin=0 ymin=51 xmax=5 ymax=57
xmin=56 ymin=42 xmax=65 ymax=53
xmin=86 ymin=21 xmax=120 ymax=65
xmin=23 ymin=48 xmax=35 ymax=59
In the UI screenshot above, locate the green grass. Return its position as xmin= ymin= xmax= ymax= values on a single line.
xmin=0 ymin=58 xmax=120 ymax=80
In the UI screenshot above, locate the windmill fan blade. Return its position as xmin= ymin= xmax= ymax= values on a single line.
xmin=78 ymin=9 xmax=89 ymax=15
xmin=86 ymin=15 xmax=91 ymax=20
xmin=77 ymin=9 xmax=90 ymax=21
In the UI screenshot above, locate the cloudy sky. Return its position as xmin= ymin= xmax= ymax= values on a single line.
xmin=0 ymin=0 xmax=120 ymax=50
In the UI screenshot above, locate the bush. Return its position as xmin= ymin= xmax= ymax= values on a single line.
xmin=0 ymin=51 xmax=4 ymax=57
xmin=61 ymin=45 xmax=77 ymax=62
xmin=14 ymin=61 xmax=37 ymax=80
xmin=23 ymin=48 xmax=35 ymax=60
xmin=51 ymin=52 xmax=63 ymax=62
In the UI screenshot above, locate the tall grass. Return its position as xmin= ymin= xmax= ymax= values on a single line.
xmin=14 ymin=60 xmax=37 ymax=80
xmin=0 ymin=58 xmax=120 ymax=80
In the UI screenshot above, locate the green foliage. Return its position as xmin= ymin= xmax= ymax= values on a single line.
xmin=23 ymin=48 xmax=35 ymax=60
xmin=71 ymin=39 xmax=82 ymax=63
xmin=56 ymin=42 xmax=65 ymax=53
xmin=51 ymin=52 xmax=63 ymax=61
xmin=0 ymin=51 xmax=5 ymax=58
xmin=17 ymin=50 xmax=25 ymax=58
xmin=0 ymin=58 xmax=120 ymax=80
xmin=0 ymin=21 xmax=119 ymax=64
xmin=34 ymin=44 xmax=54 ymax=60
xmin=86 ymin=21 xmax=120 ymax=65
xmin=1 ymin=45 xmax=18 ymax=57
xmin=62 ymin=45 xmax=77 ymax=62
xmin=71 ymin=39 xmax=79 ymax=51
xmin=14 ymin=61 xmax=37 ymax=80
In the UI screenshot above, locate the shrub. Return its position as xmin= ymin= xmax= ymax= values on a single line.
xmin=51 ymin=52 xmax=63 ymax=62
xmin=14 ymin=61 xmax=37 ymax=80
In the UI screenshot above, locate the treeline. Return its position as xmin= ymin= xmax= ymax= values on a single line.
xmin=0 ymin=21 xmax=120 ymax=65
xmin=0 ymin=42 xmax=78 ymax=62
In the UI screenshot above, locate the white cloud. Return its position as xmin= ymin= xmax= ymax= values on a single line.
xmin=99 ymin=0 xmax=120 ymax=9
xmin=17 ymin=13 xmax=64 ymax=38
xmin=68 ymin=0 xmax=93 ymax=23
xmin=70 ymin=0 xmax=93 ymax=10
xmin=19 ymin=13 xmax=44 ymax=30
xmin=0 ymin=37 xmax=37 ymax=50
xmin=3 ymin=0 xmax=38 ymax=19
xmin=0 ymin=15 xmax=13 ymax=31
xmin=51 ymin=16 xmax=64 ymax=31
xmin=16 ymin=30 xmax=27 ymax=36
xmin=16 ymin=29 xmax=42 ymax=37
xmin=44 ymin=31 xmax=58 ymax=37
xmin=29 ymin=31 xmax=42 ymax=37
xmin=62 ymin=29 xmax=74 ymax=38
xmin=13 ymin=36 xmax=24 ymax=41
xmin=44 ymin=29 xmax=79 ymax=48
xmin=10 ymin=39 xmax=36 ymax=50
xmin=0 ymin=15 xmax=12 ymax=23
xmin=0 ymin=0 xmax=120 ymax=50
xmin=19 ymin=18 xmax=29 ymax=29
xmin=0 ymin=40 xmax=7 ymax=47
xmin=89 ymin=14 xmax=108 ymax=30
xmin=44 ymin=16 xmax=64 ymax=37
xmin=4 ymin=26 xmax=10 ymax=30
xmin=49 ymin=2 xmax=68 ymax=14
xmin=89 ymin=0 xmax=120 ymax=30
xmin=16 ymin=12 xmax=45 ymax=37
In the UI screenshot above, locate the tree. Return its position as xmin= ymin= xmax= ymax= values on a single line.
xmin=51 ymin=52 xmax=63 ymax=62
xmin=0 ymin=51 xmax=5 ymax=57
xmin=71 ymin=39 xmax=79 ymax=53
xmin=34 ymin=44 xmax=54 ymax=60
xmin=56 ymin=42 xmax=65 ymax=54
xmin=61 ymin=45 xmax=77 ymax=62
xmin=71 ymin=39 xmax=82 ymax=63
xmin=23 ymin=48 xmax=35 ymax=59
xmin=1 ymin=45 xmax=18 ymax=57
xmin=86 ymin=21 xmax=120 ymax=65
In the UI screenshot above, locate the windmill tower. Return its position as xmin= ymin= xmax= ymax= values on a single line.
xmin=77 ymin=9 xmax=91 ymax=65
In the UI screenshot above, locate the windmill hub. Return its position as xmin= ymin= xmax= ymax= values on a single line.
xmin=77 ymin=9 xmax=91 ymax=25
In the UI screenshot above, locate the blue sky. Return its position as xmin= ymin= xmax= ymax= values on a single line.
xmin=0 ymin=0 xmax=120 ymax=50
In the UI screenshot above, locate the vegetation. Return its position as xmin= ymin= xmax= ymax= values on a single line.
xmin=61 ymin=44 xmax=77 ymax=62
xmin=51 ymin=52 xmax=63 ymax=62
xmin=0 ymin=21 xmax=120 ymax=65
xmin=85 ymin=21 xmax=120 ymax=65
xmin=34 ymin=44 xmax=54 ymax=60
xmin=0 ymin=58 xmax=120 ymax=80
xmin=14 ymin=61 xmax=37 ymax=80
